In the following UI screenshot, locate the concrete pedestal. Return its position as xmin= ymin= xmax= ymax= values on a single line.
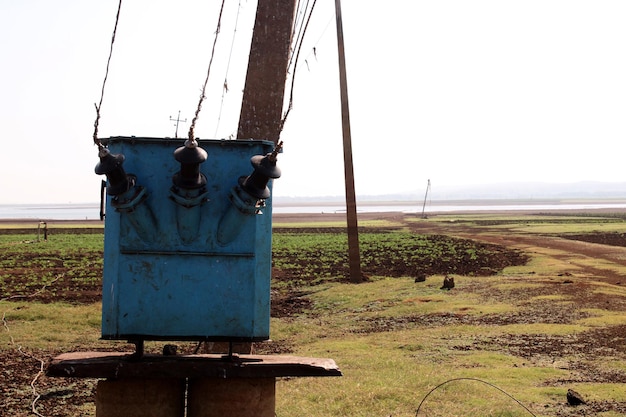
xmin=187 ymin=378 xmax=275 ymax=417
xmin=46 ymin=352 xmax=341 ymax=417
xmin=96 ymin=378 xmax=185 ymax=417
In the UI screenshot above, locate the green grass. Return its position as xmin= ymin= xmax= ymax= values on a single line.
xmin=3 ymin=213 xmax=626 ymax=416
xmin=1 ymin=301 xmax=104 ymax=349
xmin=266 ymin=270 xmax=624 ymax=416
xmin=272 ymin=230 xmax=528 ymax=285
xmin=411 ymin=213 xmax=626 ymax=235
xmin=0 ymin=234 xmax=103 ymax=299
xmin=0 ymin=233 xmax=103 ymax=250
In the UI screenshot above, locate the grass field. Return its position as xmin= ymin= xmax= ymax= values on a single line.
xmin=2 ymin=212 xmax=626 ymax=416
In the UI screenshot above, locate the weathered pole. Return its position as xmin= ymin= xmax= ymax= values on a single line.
xmin=231 ymin=0 xmax=297 ymax=355
xmin=237 ymin=0 xmax=298 ymax=143
xmin=421 ymin=179 xmax=431 ymax=219
xmin=334 ymin=0 xmax=363 ymax=283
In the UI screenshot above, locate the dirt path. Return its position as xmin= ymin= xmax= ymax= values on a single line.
xmin=406 ymin=218 xmax=626 ymax=284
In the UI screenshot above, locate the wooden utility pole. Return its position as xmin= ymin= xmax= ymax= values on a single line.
xmin=334 ymin=0 xmax=363 ymax=283
xmin=237 ymin=0 xmax=297 ymax=143
xmin=229 ymin=0 xmax=296 ymax=356
xmin=421 ymin=179 xmax=431 ymax=219
xmin=237 ymin=0 xmax=362 ymax=282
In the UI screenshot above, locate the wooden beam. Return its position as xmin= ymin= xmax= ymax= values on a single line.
xmin=46 ymin=352 xmax=342 ymax=379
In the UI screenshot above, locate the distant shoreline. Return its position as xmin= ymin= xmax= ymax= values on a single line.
xmin=276 ymin=197 xmax=626 ymax=207
xmin=2 ymin=202 xmax=626 ymax=227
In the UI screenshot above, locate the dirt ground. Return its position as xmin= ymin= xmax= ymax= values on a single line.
xmin=3 ymin=211 xmax=626 ymax=415
xmin=407 ymin=211 xmax=626 ymax=416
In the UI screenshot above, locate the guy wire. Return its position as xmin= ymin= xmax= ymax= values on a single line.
xmin=93 ymin=0 xmax=123 ymax=150
xmin=214 ymin=0 xmax=243 ymax=137
xmin=288 ymin=0 xmax=312 ymax=74
xmin=280 ymin=0 xmax=317 ymax=134
xmin=188 ymin=0 xmax=227 ymax=141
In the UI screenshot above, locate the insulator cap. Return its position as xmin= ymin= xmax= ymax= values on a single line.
xmin=173 ymin=140 xmax=208 ymax=189
xmin=240 ymin=152 xmax=282 ymax=199
xmin=95 ymin=148 xmax=131 ymax=196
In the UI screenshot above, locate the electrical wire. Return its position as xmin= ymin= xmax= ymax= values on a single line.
xmin=288 ymin=0 xmax=312 ymax=73
xmin=2 ymin=312 xmax=45 ymax=417
xmin=280 ymin=3 xmax=335 ymax=136
xmin=214 ymin=0 xmax=244 ymax=138
xmin=279 ymin=0 xmax=318 ymax=135
xmin=2 ymin=270 xmax=70 ymax=417
xmin=299 ymin=14 xmax=333 ymax=72
xmin=291 ymin=0 xmax=306 ymax=45
xmin=415 ymin=377 xmax=538 ymax=417
xmin=92 ymin=0 xmax=123 ymax=150
xmin=188 ymin=0 xmax=227 ymax=141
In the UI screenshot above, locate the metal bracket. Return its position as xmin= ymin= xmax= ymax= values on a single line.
xmin=99 ymin=180 xmax=107 ymax=221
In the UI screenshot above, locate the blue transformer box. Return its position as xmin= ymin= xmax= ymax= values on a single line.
xmin=98 ymin=137 xmax=278 ymax=342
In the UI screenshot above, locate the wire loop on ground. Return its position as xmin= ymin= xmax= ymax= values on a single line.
xmin=415 ymin=377 xmax=537 ymax=417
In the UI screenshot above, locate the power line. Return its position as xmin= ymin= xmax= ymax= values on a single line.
xmin=188 ymin=0 xmax=227 ymax=141
xmin=92 ymin=0 xmax=123 ymax=150
xmin=214 ymin=0 xmax=244 ymax=137
xmin=280 ymin=0 xmax=318 ymax=133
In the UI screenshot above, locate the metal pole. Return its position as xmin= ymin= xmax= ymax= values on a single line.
xmin=334 ymin=0 xmax=362 ymax=283
xmin=170 ymin=111 xmax=186 ymax=139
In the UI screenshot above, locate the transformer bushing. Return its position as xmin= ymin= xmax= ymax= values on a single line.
xmin=170 ymin=139 xmax=209 ymax=243
xmin=217 ymin=143 xmax=282 ymax=245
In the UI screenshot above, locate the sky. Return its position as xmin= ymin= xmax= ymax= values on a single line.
xmin=1 ymin=0 xmax=626 ymax=204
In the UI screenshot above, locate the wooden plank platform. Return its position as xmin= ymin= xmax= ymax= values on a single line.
xmin=46 ymin=352 xmax=342 ymax=379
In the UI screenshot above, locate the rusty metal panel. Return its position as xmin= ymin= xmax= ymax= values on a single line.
xmin=100 ymin=137 xmax=275 ymax=341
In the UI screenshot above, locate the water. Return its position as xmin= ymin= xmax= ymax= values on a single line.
xmin=0 ymin=204 xmax=102 ymax=220
xmin=275 ymin=202 xmax=626 ymax=215
xmin=2 ymin=201 xmax=626 ymax=220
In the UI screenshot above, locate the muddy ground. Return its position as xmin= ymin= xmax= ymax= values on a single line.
xmin=3 ymin=211 xmax=626 ymax=416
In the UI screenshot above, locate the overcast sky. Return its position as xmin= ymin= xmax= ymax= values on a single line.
xmin=1 ymin=0 xmax=625 ymax=204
